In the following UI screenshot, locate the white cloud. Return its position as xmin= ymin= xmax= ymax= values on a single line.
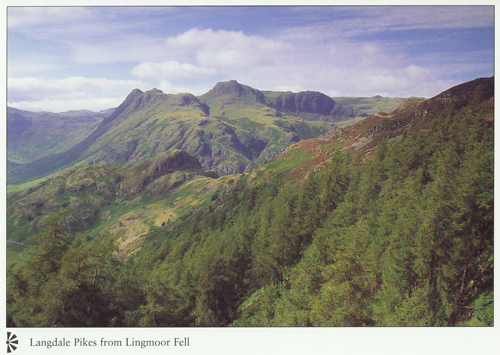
xmin=9 ymin=97 xmax=124 ymax=114
xmin=9 ymin=8 xmax=171 ymax=66
xmin=165 ymin=28 xmax=291 ymax=70
xmin=157 ymin=80 xmax=212 ymax=96
xmin=158 ymin=27 xmax=427 ymax=97
xmin=8 ymin=76 xmax=147 ymax=112
xmin=10 ymin=76 xmax=145 ymax=93
xmin=404 ymin=65 xmax=432 ymax=81
xmin=320 ymin=64 xmax=453 ymax=98
xmin=131 ymin=61 xmax=216 ymax=80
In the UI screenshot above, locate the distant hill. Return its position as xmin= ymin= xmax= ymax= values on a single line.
xmin=7 ymin=107 xmax=110 ymax=164
xmin=332 ymin=95 xmax=411 ymax=117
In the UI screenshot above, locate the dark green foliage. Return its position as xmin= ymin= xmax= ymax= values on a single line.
xmin=474 ymin=293 xmax=494 ymax=326
xmin=7 ymin=211 xmax=125 ymax=327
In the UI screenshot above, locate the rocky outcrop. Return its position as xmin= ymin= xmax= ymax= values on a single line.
xmin=147 ymin=150 xmax=201 ymax=175
xmin=422 ymin=76 xmax=494 ymax=115
xmin=171 ymin=93 xmax=210 ymax=116
xmin=267 ymin=91 xmax=336 ymax=115
xmin=265 ymin=91 xmax=355 ymax=121
xmin=204 ymin=170 xmax=219 ymax=179
xmin=280 ymin=132 xmax=300 ymax=143
xmin=122 ymin=150 xmax=202 ymax=195
xmin=206 ymin=80 xmax=266 ymax=104
xmin=121 ymin=89 xmax=210 ymax=117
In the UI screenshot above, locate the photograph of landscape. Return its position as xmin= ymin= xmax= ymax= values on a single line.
xmin=4 ymin=4 xmax=495 ymax=350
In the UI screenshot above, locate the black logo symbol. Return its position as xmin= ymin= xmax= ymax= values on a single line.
xmin=7 ymin=332 xmax=18 ymax=353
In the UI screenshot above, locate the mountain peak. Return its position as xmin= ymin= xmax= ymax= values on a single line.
xmin=102 ymin=88 xmax=144 ymax=123
xmin=128 ymin=88 xmax=144 ymax=98
xmin=200 ymin=80 xmax=267 ymax=105
xmin=434 ymin=76 xmax=493 ymax=103
xmin=146 ymin=88 xmax=164 ymax=94
xmin=211 ymin=80 xmax=248 ymax=96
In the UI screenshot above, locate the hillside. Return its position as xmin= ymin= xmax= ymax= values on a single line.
xmin=7 ymin=150 xmax=226 ymax=251
xmin=263 ymin=77 xmax=493 ymax=180
xmin=7 ymin=76 xmax=494 ymax=328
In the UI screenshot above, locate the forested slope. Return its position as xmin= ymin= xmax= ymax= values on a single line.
xmin=7 ymin=77 xmax=493 ymax=327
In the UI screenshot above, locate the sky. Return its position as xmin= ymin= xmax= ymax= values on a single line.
xmin=6 ymin=5 xmax=495 ymax=112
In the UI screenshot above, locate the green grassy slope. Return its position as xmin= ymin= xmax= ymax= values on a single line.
xmin=6 ymin=150 xmax=223 ymax=253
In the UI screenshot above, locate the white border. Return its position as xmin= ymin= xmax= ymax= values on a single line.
xmin=2 ymin=2 xmax=499 ymax=355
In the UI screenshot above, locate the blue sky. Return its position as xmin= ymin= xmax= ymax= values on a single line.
xmin=7 ymin=5 xmax=494 ymax=112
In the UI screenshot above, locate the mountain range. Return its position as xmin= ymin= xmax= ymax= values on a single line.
xmin=7 ymin=80 xmax=407 ymax=185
